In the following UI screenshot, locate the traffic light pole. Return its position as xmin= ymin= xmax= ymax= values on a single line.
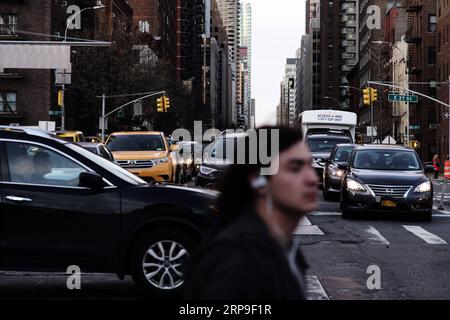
xmin=99 ymin=91 xmax=165 ymax=143
xmin=370 ymin=96 xmax=374 ymax=143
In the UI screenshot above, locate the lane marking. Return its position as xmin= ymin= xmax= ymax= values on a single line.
xmin=402 ymin=226 xmax=448 ymax=245
xmin=364 ymin=226 xmax=390 ymax=245
xmin=306 ymin=275 xmax=329 ymax=300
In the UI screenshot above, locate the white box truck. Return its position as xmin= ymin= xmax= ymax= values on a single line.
xmin=298 ymin=110 xmax=357 ymax=142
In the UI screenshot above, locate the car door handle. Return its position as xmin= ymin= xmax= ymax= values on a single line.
xmin=6 ymin=196 xmax=33 ymax=203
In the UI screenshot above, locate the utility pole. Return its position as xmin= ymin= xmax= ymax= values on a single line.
xmin=61 ymin=70 xmax=65 ymax=130
xmin=448 ymin=75 xmax=450 ymax=160
xmin=370 ymin=89 xmax=374 ymax=143
xmin=101 ymin=94 xmax=106 ymax=143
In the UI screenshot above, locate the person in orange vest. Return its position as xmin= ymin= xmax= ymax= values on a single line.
xmin=432 ymin=154 xmax=441 ymax=179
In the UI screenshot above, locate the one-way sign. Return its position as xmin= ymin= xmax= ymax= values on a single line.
xmin=388 ymin=93 xmax=418 ymax=103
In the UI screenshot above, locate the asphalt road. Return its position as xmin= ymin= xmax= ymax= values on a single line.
xmin=1 ymin=180 xmax=450 ymax=300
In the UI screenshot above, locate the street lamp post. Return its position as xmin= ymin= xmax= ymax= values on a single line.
xmin=60 ymin=3 xmax=106 ymax=131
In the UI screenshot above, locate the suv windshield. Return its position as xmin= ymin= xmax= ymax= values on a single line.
xmin=333 ymin=146 xmax=354 ymax=162
xmin=211 ymin=136 xmax=247 ymax=160
xmin=307 ymin=136 xmax=352 ymax=153
xmin=107 ymin=135 xmax=166 ymax=152
xmin=353 ymin=150 xmax=422 ymax=171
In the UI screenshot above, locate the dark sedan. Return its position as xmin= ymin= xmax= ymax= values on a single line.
xmin=322 ymin=143 xmax=355 ymax=200
xmin=0 ymin=126 xmax=217 ymax=297
xmin=340 ymin=144 xmax=435 ymax=220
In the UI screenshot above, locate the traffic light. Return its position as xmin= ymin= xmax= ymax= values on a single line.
xmin=156 ymin=97 xmax=164 ymax=113
xmin=164 ymin=96 xmax=170 ymax=111
xmin=370 ymin=88 xmax=378 ymax=102
xmin=363 ymin=87 xmax=372 ymax=106
xmin=410 ymin=140 xmax=420 ymax=149
xmin=58 ymin=90 xmax=63 ymax=107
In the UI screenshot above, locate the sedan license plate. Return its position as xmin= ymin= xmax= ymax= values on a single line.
xmin=381 ymin=200 xmax=397 ymax=208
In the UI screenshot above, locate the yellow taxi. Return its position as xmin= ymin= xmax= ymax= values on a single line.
xmin=106 ymin=131 xmax=175 ymax=183
xmin=56 ymin=130 xmax=86 ymax=143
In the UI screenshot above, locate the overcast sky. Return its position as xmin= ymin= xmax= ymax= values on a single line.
xmin=248 ymin=0 xmax=306 ymax=126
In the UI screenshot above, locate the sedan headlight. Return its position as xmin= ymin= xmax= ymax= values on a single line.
xmin=200 ymin=165 xmax=217 ymax=175
xmin=414 ymin=181 xmax=431 ymax=193
xmin=153 ymin=157 xmax=169 ymax=164
xmin=346 ymin=178 xmax=366 ymax=192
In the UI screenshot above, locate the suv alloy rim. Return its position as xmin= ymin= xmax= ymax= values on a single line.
xmin=142 ymin=240 xmax=189 ymax=290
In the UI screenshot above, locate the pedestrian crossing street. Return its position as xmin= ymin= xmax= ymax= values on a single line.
xmin=294 ymin=211 xmax=450 ymax=245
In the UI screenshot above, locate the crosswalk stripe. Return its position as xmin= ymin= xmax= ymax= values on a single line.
xmin=293 ymin=225 xmax=325 ymax=235
xmin=402 ymin=226 xmax=448 ymax=244
xmin=364 ymin=226 xmax=390 ymax=245
xmin=308 ymin=211 xmax=342 ymax=216
xmin=299 ymin=216 xmax=312 ymax=226
xmin=306 ymin=276 xmax=329 ymax=300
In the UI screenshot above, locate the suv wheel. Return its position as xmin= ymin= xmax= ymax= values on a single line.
xmin=130 ymin=229 xmax=197 ymax=297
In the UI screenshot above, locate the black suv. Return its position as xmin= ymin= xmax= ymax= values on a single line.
xmin=0 ymin=127 xmax=217 ymax=296
xmin=306 ymin=133 xmax=353 ymax=184
xmin=322 ymin=143 xmax=355 ymax=200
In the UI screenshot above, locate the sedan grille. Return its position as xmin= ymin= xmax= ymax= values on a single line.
xmin=116 ymin=160 xmax=154 ymax=168
xmin=367 ymin=184 xmax=413 ymax=199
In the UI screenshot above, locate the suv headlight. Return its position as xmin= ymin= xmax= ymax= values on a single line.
xmin=330 ymin=167 xmax=344 ymax=177
xmin=153 ymin=157 xmax=169 ymax=164
xmin=200 ymin=165 xmax=217 ymax=175
xmin=414 ymin=181 xmax=431 ymax=193
xmin=346 ymin=178 xmax=366 ymax=192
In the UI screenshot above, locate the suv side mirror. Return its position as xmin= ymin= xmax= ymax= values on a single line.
xmin=424 ymin=165 xmax=435 ymax=174
xmin=170 ymin=144 xmax=179 ymax=152
xmin=79 ymin=172 xmax=104 ymax=191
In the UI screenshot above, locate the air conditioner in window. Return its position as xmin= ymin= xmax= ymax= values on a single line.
xmin=429 ymin=123 xmax=437 ymax=129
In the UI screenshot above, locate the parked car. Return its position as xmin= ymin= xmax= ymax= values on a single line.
xmin=0 ymin=126 xmax=217 ymax=296
xmin=196 ymin=133 xmax=247 ymax=188
xmin=340 ymin=144 xmax=435 ymax=220
xmin=306 ymin=133 xmax=353 ymax=184
xmin=322 ymin=143 xmax=355 ymax=200
xmin=55 ymin=130 xmax=86 ymax=143
xmin=106 ymin=131 xmax=175 ymax=183
xmin=76 ymin=142 xmax=115 ymax=162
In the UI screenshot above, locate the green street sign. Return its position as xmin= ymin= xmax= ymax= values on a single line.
xmin=49 ymin=110 xmax=63 ymax=116
xmin=388 ymin=93 xmax=418 ymax=103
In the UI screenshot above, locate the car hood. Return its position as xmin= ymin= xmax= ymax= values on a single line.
xmin=111 ymin=151 xmax=167 ymax=160
xmin=350 ymin=169 xmax=427 ymax=185
xmin=202 ymin=158 xmax=233 ymax=172
xmin=311 ymin=152 xmax=331 ymax=160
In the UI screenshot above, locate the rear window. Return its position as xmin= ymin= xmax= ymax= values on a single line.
xmin=107 ymin=134 xmax=166 ymax=152
xmin=307 ymin=136 xmax=352 ymax=153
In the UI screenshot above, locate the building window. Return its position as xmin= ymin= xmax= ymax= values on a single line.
xmin=428 ymin=46 xmax=437 ymax=65
xmin=429 ymin=15 xmax=437 ymax=33
xmin=428 ymin=111 xmax=437 ymax=125
xmin=0 ymin=14 xmax=17 ymax=35
xmin=429 ymin=80 xmax=437 ymax=98
xmin=0 ymin=92 xmax=17 ymax=112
